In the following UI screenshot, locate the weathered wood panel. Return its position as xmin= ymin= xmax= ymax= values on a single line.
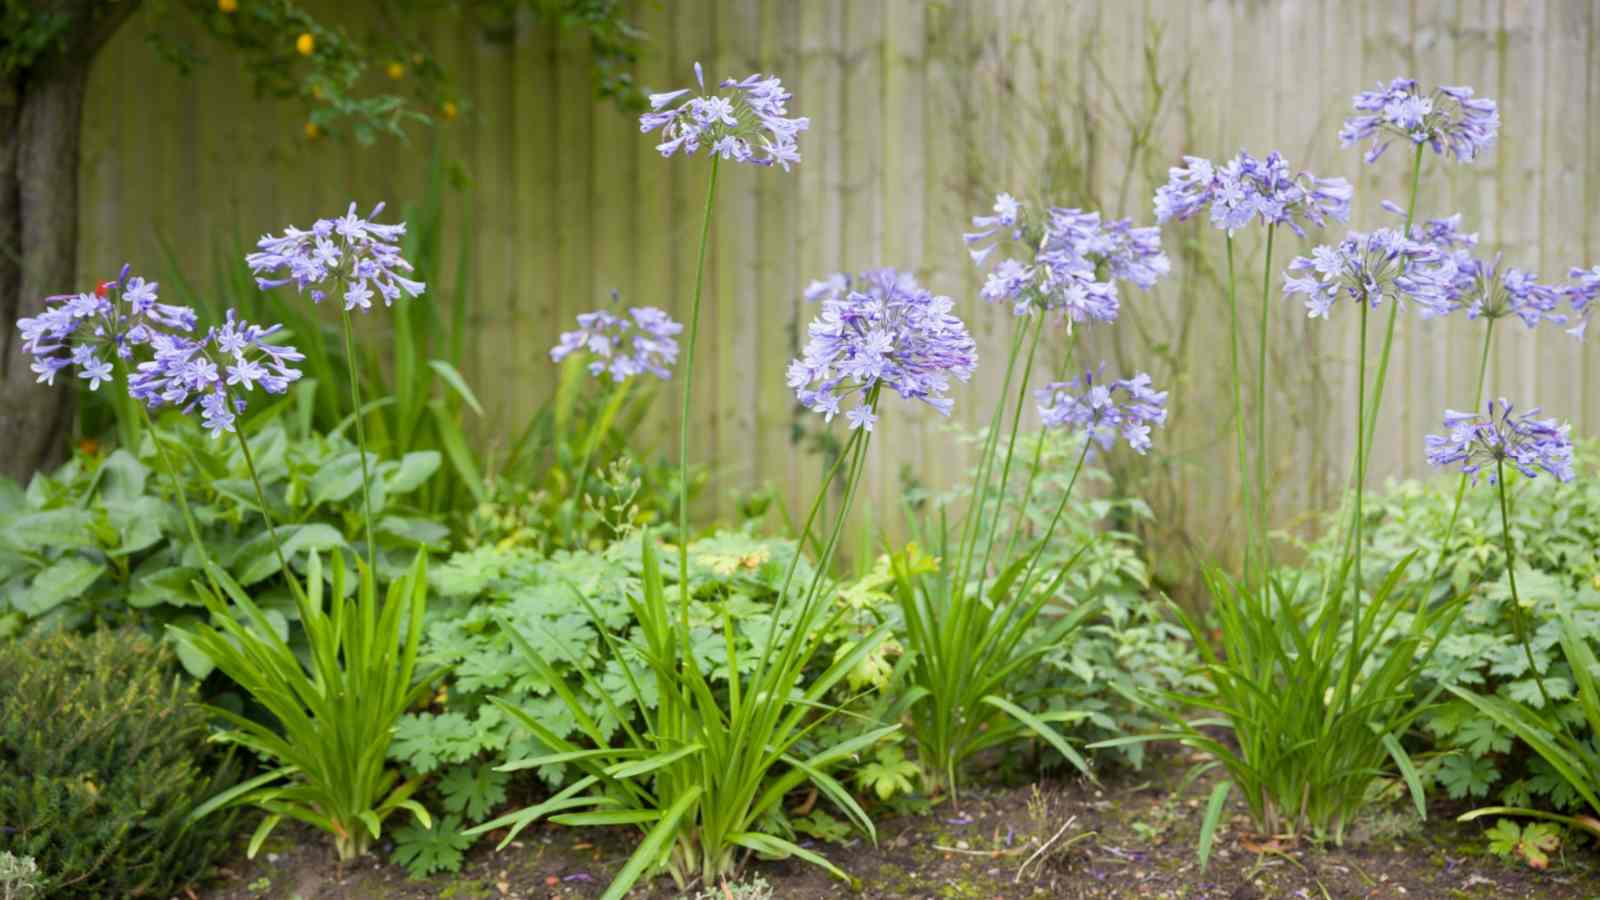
xmin=75 ymin=1 xmax=1599 ymax=562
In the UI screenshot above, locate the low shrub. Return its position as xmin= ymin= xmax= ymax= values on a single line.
xmin=0 ymin=628 xmax=240 ymax=898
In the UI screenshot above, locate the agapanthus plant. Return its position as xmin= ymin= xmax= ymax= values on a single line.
xmin=639 ymin=63 xmax=808 ymax=169
xmin=248 ymin=201 xmax=425 ymax=563
xmin=1427 ymin=399 xmax=1575 ymax=722
xmin=550 ymin=305 xmax=683 ymax=382
xmin=1283 ymin=228 xmax=1448 ymax=319
xmin=128 ymin=310 xmax=305 ymax=438
xmin=1036 ymin=368 xmax=1169 ymax=455
xmin=1565 ymin=265 xmax=1598 ymax=341
xmin=16 ymin=265 xmax=196 ymax=391
xmin=788 ymin=268 xmax=978 ymax=430
xmin=1154 ymin=150 xmax=1349 ymax=578
xmin=967 ymin=194 xmax=1169 ymax=323
xmin=245 ymin=202 xmax=425 ymax=310
xmin=1340 ymin=78 xmax=1500 ymax=164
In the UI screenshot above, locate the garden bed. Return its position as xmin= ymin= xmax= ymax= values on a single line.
xmin=201 ymin=749 xmax=1600 ymax=899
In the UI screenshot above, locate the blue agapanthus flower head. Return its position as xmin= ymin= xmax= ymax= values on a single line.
xmin=1425 ymin=398 xmax=1574 ymax=484
xmin=1283 ymin=228 xmax=1447 ymax=319
xmin=967 ymin=194 xmax=1169 ymax=324
xmin=639 ymin=63 xmax=808 ymax=170
xmin=550 ymin=304 xmax=683 ymax=382
xmin=1035 ymin=367 xmax=1168 ymax=455
xmin=1340 ymin=78 xmax=1499 ymax=164
xmin=247 ymin=202 xmax=425 ymax=312
xmin=15 ymin=265 xmax=198 ymax=391
xmin=1445 ymin=254 xmax=1568 ymax=330
xmin=128 ymin=310 xmax=305 ymax=438
xmin=788 ymin=269 xmax=978 ymax=431
xmin=1565 ymin=265 xmax=1599 ymax=341
xmin=1154 ymin=151 xmax=1351 ymax=236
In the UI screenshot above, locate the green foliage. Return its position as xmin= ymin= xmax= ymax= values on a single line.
xmin=177 ymin=550 xmax=442 ymax=861
xmin=0 ymin=629 xmax=240 ymax=898
xmin=0 ymin=0 xmax=71 ymax=75
xmin=1101 ymin=560 xmax=1461 ymax=857
xmin=465 ymin=531 xmax=896 ymax=896
xmin=464 ymin=355 xmax=692 ymax=553
xmin=1299 ymin=447 xmax=1600 ymax=812
xmin=391 ymin=815 xmax=472 ymax=879
xmin=1485 ymin=819 xmax=1563 ymax=870
xmin=0 ymin=415 xmax=442 ymax=668
xmin=0 ymin=851 xmax=40 ymax=900
xmin=394 ymin=528 xmax=865 ymax=783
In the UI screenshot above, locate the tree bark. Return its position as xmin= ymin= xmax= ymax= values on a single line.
xmin=0 ymin=1 xmax=138 ymax=482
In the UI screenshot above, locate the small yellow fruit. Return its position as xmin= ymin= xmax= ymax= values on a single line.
xmin=441 ymin=100 xmax=458 ymax=120
xmin=304 ymin=121 xmax=320 ymax=140
xmin=217 ymin=0 xmax=238 ymax=12
xmin=386 ymin=61 xmax=405 ymax=80
xmin=295 ymin=32 xmax=314 ymax=56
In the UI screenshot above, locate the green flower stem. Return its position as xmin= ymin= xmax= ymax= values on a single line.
xmin=1497 ymin=457 xmax=1553 ymax=711
xmin=975 ymin=311 xmax=1046 ymax=597
xmin=999 ymin=330 xmax=1078 ymax=566
xmin=954 ymin=321 xmax=1030 ymax=592
xmin=226 ymin=409 xmax=304 ymax=603
xmin=1353 ymin=298 xmax=1370 ymax=601
xmin=1357 ymin=143 xmax=1427 ymax=468
xmin=798 ymin=390 xmax=880 ymax=615
xmin=1224 ymin=235 xmax=1255 ymax=582
xmin=115 ymin=357 xmax=221 ymax=595
xmin=1429 ymin=318 xmax=1498 ymax=586
xmin=679 ymin=155 xmax=721 ymax=629
xmin=570 ymin=377 xmax=633 ymax=510
xmin=339 ymin=305 xmax=377 ymax=568
xmin=1014 ymin=434 xmax=1094 ymax=600
xmin=1254 ymin=223 xmax=1277 ymax=568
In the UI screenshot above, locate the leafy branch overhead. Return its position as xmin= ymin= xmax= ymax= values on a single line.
xmin=2 ymin=0 xmax=648 ymax=144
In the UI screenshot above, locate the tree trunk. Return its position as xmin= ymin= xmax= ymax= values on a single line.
xmin=0 ymin=1 xmax=138 ymax=483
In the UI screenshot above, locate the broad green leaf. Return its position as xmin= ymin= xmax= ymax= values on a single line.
xmin=310 ymin=452 xmax=369 ymax=506
xmin=386 ymin=451 xmax=442 ymax=494
xmin=18 ymin=557 xmax=106 ymax=617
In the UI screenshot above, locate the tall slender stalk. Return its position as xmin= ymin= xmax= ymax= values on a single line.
xmin=339 ymin=305 xmax=377 ymax=567
xmin=1428 ymin=319 xmax=1497 ymax=586
xmin=1224 ymin=236 xmax=1255 ymax=582
xmin=1254 ymin=224 xmax=1277 ymax=568
xmin=1353 ymin=300 xmax=1370 ymax=600
xmin=228 ymin=415 xmax=301 ymax=601
xmin=678 ymin=156 xmax=721 ymax=627
xmin=953 ymin=324 xmax=1030 ymax=592
xmin=1496 ymin=457 xmax=1552 ymax=711
xmin=975 ymin=312 xmax=1045 ymax=597
xmin=1357 ymin=144 xmax=1427 ymax=467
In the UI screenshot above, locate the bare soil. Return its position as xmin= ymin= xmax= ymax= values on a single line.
xmin=199 ymin=751 xmax=1600 ymax=900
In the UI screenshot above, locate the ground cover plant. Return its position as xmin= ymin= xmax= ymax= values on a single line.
xmin=8 ymin=20 xmax=1600 ymax=900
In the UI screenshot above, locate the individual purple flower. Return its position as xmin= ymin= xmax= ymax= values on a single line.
xmin=128 ymin=310 xmax=304 ymax=438
xmin=1340 ymin=78 xmax=1500 ymax=164
xmin=15 ymin=265 xmax=197 ymax=390
xmin=246 ymin=202 xmax=425 ymax=311
xmin=1035 ymin=367 xmax=1168 ymax=455
xmin=1378 ymin=201 xmax=1481 ymax=252
xmin=1424 ymin=399 xmax=1574 ymax=484
xmin=966 ymin=195 xmax=1169 ymax=324
xmin=1565 ymin=265 xmax=1599 ymax=341
xmin=1153 ymin=151 xmax=1351 ymax=237
xmin=1282 ymin=228 xmax=1447 ymax=319
xmin=550 ymin=305 xmax=683 ymax=382
xmin=640 ymin=63 xmax=808 ymax=170
xmin=789 ymin=269 xmax=977 ymax=430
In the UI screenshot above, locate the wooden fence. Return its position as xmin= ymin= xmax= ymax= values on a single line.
xmin=77 ymin=0 xmax=1600 ymax=564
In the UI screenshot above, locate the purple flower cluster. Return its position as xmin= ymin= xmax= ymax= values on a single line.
xmin=1153 ymin=151 xmax=1351 ymax=236
xmin=128 ymin=310 xmax=305 ymax=438
xmin=1565 ymin=265 xmax=1599 ymax=341
xmin=1340 ymin=78 xmax=1499 ymax=164
xmin=1425 ymin=398 xmax=1574 ymax=484
xmin=1282 ymin=228 xmax=1447 ymax=319
xmin=788 ymin=269 xmax=978 ymax=431
xmin=1035 ymin=368 xmax=1168 ymax=455
xmin=549 ymin=306 xmax=683 ymax=382
xmin=16 ymin=266 xmax=197 ymax=390
xmin=639 ymin=63 xmax=808 ymax=170
xmin=1443 ymin=254 xmax=1567 ymax=329
xmin=246 ymin=202 xmax=425 ymax=312
xmin=967 ymin=195 xmax=1169 ymax=324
